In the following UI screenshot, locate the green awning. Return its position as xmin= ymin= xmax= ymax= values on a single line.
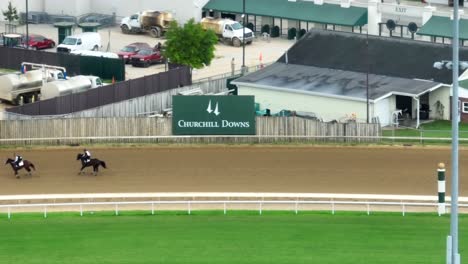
xmin=203 ymin=0 xmax=368 ymax=27
xmin=459 ymin=79 xmax=468 ymax=88
xmin=417 ymin=16 xmax=468 ymax=40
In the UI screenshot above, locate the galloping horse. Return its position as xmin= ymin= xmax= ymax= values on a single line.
xmin=76 ymin=153 xmax=107 ymax=176
xmin=5 ymin=158 xmax=36 ymax=179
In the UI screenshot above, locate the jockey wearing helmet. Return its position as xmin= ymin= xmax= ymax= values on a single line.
xmin=83 ymin=149 xmax=91 ymax=163
xmin=13 ymin=153 xmax=23 ymax=167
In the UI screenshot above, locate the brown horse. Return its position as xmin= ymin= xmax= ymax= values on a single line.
xmin=76 ymin=153 xmax=107 ymax=176
xmin=5 ymin=158 xmax=36 ymax=179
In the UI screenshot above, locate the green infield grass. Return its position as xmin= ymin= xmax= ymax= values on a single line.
xmin=0 ymin=211 xmax=466 ymax=264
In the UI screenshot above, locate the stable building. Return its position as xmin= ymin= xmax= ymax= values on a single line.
xmin=233 ymin=63 xmax=448 ymax=127
xmin=233 ymin=30 xmax=468 ymax=127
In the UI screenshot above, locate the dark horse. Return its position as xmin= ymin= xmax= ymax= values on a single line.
xmin=76 ymin=153 xmax=107 ymax=176
xmin=5 ymin=158 xmax=36 ymax=179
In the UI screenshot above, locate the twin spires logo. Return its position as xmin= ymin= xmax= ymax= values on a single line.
xmin=206 ymin=100 xmax=220 ymax=116
xmin=172 ymin=95 xmax=255 ymax=135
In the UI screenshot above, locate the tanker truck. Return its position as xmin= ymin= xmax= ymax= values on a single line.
xmin=40 ymin=76 xmax=103 ymax=100
xmin=201 ymin=17 xmax=254 ymax=47
xmin=120 ymin=10 xmax=173 ymax=38
xmin=0 ymin=69 xmax=65 ymax=105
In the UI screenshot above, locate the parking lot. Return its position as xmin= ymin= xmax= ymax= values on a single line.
xmin=2 ymin=22 xmax=294 ymax=79
xmin=0 ymin=22 xmax=293 ymax=111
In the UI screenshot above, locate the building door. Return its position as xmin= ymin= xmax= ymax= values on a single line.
xmin=396 ymin=95 xmax=412 ymax=118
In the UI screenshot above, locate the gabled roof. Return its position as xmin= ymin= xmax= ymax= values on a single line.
xmin=203 ymin=0 xmax=367 ymax=27
xmin=278 ymin=30 xmax=468 ymax=84
xmin=233 ymin=63 xmax=442 ymax=102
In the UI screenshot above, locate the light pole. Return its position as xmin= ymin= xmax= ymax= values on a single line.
xmin=25 ymin=0 xmax=29 ymax=49
xmin=241 ymin=0 xmax=247 ymax=75
xmin=366 ymin=31 xmax=369 ymax=123
xmin=433 ymin=58 xmax=465 ymax=264
xmin=450 ymin=0 xmax=460 ymax=262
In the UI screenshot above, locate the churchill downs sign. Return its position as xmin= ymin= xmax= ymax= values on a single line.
xmin=172 ymin=95 xmax=256 ymax=135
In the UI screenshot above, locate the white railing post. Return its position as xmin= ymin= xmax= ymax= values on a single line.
xmin=151 ymin=202 xmax=154 ymax=215
xmin=188 ymin=201 xmax=191 ymax=215
xmin=7 ymin=207 xmax=10 ymax=219
xmin=115 ymin=204 xmax=119 ymax=216
xmin=402 ymin=202 xmax=405 ymax=216
xmin=223 ymin=202 xmax=226 ymax=215
xmin=80 ymin=204 xmax=83 ymax=216
xmin=295 ymin=201 xmax=298 ymax=215
xmin=259 ymin=202 xmax=262 ymax=215
xmin=332 ymin=200 xmax=335 ymax=215
xmin=367 ymin=203 xmax=370 ymax=215
xmin=44 ymin=206 xmax=47 ymax=218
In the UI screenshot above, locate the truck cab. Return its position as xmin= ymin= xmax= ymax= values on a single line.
xmin=223 ymin=21 xmax=254 ymax=46
xmin=121 ymin=13 xmax=144 ymax=34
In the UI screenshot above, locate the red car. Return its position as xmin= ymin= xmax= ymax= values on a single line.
xmin=117 ymin=42 xmax=151 ymax=64
xmin=22 ymin=34 xmax=55 ymax=50
xmin=131 ymin=48 xmax=164 ymax=67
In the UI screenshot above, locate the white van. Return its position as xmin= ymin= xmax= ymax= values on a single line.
xmin=57 ymin=32 xmax=101 ymax=53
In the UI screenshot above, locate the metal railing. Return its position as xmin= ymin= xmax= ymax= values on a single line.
xmin=1 ymin=193 xmax=467 ymax=219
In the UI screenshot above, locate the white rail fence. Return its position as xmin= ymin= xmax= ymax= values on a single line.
xmin=1 ymin=193 xmax=468 ymax=219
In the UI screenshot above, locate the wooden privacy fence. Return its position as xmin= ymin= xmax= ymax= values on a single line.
xmin=0 ymin=117 xmax=381 ymax=145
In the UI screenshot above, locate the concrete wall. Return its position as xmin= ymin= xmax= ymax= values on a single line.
xmin=0 ymin=0 xmax=206 ymax=23
xmin=238 ymin=86 xmax=367 ymax=122
xmin=91 ymin=0 xmax=205 ymax=24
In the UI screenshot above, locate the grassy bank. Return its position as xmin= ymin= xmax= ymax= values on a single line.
xmin=0 ymin=211 xmax=466 ymax=264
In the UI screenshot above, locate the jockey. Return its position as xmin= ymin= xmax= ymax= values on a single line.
xmin=13 ymin=154 xmax=23 ymax=167
xmin=83 ymin=149 xmax=91 ymax=163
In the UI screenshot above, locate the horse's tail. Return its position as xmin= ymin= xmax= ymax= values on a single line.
xmin=29 ymin=163 xmax=36 ymax=171
xmin=100 ymin=161 xmax=107 ymax=169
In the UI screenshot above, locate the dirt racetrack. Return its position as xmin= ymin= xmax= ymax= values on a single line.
xmin=0 ymin=146 xmax=466 ymax=196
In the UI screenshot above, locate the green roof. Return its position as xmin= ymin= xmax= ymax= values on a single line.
xmin=203 ymin=0 xmax=368 ymax=27
xmin=417 ymin=16 xmax=468 ymax=40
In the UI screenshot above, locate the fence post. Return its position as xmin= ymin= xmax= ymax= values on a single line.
xmin=7 ymin=207 xmax=10 ymax=219
xmin=44 ymin=206 xmax=47 ymax=218
xmin=80 ymin=204 xmax=83 ymax=216
xmin=366 ymin=202 xmax=370 ymax=215
xmin=115 ymin=204 xmax=119 ymax=216
xmin=188 ymin=201 xmax=191 ymax=215
xmin=151 ymin=202 xmax=154 ymax=215
xmin=331 ymin=200 xmax=335 ymax=215
xmin=259 ymin=202 xmax=262 ymax=215
xmin=223 ymin=202 xmax=226 ymax=215
xmin=437 ymin=162 xmax=446 ymax=216
xmin=295 ymin=201 xmax=298 ymax=215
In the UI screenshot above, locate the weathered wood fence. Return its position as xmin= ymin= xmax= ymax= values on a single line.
xmin=0 ymin=117 xmax=381 ymax=145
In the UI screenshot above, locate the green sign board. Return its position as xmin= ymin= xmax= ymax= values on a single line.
xmin=172 ymin=95 xmax=256 ymax=135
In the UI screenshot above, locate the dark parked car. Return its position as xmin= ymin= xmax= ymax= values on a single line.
xmin=22 ymin=34 xmax=55 ymax=50
xmin=131 ymin=48 xmax=164 ymax=67
xmin=117 ymin=42 xmax=151 ymax=63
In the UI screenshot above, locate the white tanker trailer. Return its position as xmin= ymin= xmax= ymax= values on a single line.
xmin=40 ymin=76 xmax=103 ymax=100
xmin=0 ymin=69 xmax=65 ymax=104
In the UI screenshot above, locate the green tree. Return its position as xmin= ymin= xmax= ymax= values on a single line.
xmin=163 ymin=18 xmax=218 ymax=70
xmin=2 ymin=1 xmax=19 ymax=23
